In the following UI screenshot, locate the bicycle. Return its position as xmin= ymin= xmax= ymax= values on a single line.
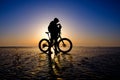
xmin=39 ymin=32 xmax=72 ymax=53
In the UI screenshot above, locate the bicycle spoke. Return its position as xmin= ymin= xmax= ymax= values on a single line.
xmin=58 ymin=38 xmax=72 ymax=53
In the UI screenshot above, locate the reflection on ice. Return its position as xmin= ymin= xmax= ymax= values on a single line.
xmin=0 ymin=47 xmax=120 ymax=79
xmin=47 ymin=50 xmax=73 ymax=80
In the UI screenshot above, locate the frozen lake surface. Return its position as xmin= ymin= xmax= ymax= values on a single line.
xmin=0 ymin=47 xmax=120 ymax=80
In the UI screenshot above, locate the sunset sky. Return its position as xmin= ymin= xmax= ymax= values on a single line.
xmin=0 ymin=0 xmax=120 ymax=46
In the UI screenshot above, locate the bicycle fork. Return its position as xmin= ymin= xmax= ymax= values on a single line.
xmin=59 ymin=36 xmax=66 ymax=47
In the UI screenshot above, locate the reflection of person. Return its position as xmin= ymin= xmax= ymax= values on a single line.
xmin=48 ymin=18 xmax=62 ymax=54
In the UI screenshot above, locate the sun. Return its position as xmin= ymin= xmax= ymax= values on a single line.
xmin=35 ymin=21 xmax=49 ymax=44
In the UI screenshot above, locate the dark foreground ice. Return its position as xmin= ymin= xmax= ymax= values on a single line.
xmin=0 ymin=47 xmax=120 ymax=80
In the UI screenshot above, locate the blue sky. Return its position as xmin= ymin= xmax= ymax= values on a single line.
xmin=0 ymin=0 xmax=120 ymax=46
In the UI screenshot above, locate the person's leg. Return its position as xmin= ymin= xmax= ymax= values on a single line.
xmin=49 ymin=34 xmax=53 ymax=53
xmin=54 ymin=37 xmax=59 ymax=55
xmin=51 ymin=34 xmax=59 ymax=55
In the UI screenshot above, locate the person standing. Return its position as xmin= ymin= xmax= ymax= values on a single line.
xmin=48 ymin=18 xmax=62 ymax=54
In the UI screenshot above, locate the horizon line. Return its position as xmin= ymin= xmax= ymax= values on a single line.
xmin=0 ymin=45 xmax=120 ymax=48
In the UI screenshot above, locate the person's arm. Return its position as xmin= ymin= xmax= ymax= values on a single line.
xmin=58 ymin=24 xmax=62 ymax=29
xmin=57 ymin=24 xmax=62 ymax=35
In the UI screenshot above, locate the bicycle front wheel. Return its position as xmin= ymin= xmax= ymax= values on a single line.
xmin=58 ymin=38 xmax=72 ymax=53
xmin=39 ymin=39 xmax=50 ymax=53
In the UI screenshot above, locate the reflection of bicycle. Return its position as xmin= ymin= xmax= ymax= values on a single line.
xmin=39 ymin=32 xmax=72 ymax=53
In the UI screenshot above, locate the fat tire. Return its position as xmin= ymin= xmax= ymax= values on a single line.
xmin=39 ymin=39 xmax=50 ymax=53
xmin=58 ymin=38 xmax=72 ymax=53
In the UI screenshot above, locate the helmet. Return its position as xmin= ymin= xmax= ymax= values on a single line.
xmin=54 ymin=18 xmax=59 ymax=22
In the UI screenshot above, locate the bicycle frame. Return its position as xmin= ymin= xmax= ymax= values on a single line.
xmin=45 ymin=32 xmax=66 ymax=48
xmin=39 ymin=32 xmax=72 ymax=53
xmin=46 ymin=32 xmax=59 ymax=41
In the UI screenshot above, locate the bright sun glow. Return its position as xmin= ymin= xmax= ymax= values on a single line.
xmin=33 ymin=17 xmax=75 ymax=46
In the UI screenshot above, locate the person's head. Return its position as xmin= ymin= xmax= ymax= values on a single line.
xmin=54 ymin=18 xmax=59 ymax=23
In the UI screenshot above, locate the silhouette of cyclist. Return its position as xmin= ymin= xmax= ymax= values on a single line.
xmin=48 ymin=18 xmax=62 ymax=54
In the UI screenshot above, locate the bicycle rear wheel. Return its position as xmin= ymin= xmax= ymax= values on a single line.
xmin=39 ymin=39 xmax=50 ymax=53
xmin=58 ymin=38 xmax=72 ymax=53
